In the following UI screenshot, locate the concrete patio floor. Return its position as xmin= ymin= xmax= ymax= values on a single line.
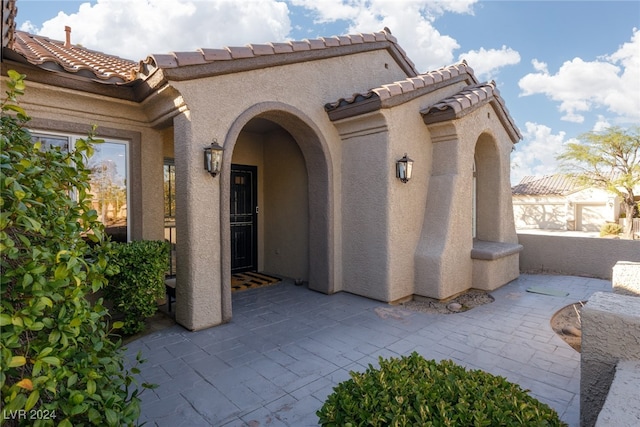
xmin=124 ymin=273 xmax=611 ymax=426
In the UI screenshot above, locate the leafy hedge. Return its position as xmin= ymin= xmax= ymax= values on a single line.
xmin=105 ymin=240 xmax=169 ymax=335
xmin=317 ymin=352 xmax=566 ymax=427
xmin=1 ymin=70 xmax=151 ymax=426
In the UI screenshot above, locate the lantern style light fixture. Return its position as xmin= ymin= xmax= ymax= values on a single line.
xmin=396 ymin=153 xmax=414 ymax=183
xmin=204 ymin=139 xmax=224 ymax=177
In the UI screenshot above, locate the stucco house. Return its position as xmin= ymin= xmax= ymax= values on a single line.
xmin=2 ymin=0 xmax=523 ymax=331
xmin=512 ymin=174 xmax=620 ymax=232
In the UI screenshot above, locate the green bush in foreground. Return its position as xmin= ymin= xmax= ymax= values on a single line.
xmin=317 ymin=352 xmax=566 ymax=427
xmin=105 ymin=240 xmax=169 ymax=335
xmin=1 ymin=70 xmax=152 ymax=426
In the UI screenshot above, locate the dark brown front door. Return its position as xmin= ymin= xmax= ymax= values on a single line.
xmin=230 ymin=164 xmax=257 ymax=273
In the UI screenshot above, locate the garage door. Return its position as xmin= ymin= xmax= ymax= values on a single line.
xmin=576 ymin=203 xmax=607 ymax=232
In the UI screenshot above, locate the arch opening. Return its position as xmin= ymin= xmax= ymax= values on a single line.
xmin=474 ymin=133 xmax=501 ymax=242
xmin=220 ymin=103 xmax=334 ymax=317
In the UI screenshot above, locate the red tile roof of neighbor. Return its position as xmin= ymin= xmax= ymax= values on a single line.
xmin=512 ymin=175 xmax=582 ymax=196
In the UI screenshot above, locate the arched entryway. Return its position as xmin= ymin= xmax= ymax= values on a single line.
xmin=230 ymin=118 xmax=309 ymax=279
xmin=474 ymin=132 xmax=501 ymax=241
xmin=219 ymin=103 xmax=335 ymax=320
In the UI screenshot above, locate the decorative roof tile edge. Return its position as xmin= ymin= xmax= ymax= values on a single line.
xmin=324 ymin=61 xmax=476 ymax=118
xmin=421 ymin=81 xmax=522 ymax=143
xmin=136 ymin=27 xmax=417 ymax=80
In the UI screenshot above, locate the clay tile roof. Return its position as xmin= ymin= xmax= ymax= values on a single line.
xmin=201 ymin=48 xmax=232 ymax=61
xmin=10 ymin=30 xmax=137 ymax=83
xmin=227 ymin=46 xmax=254 ymax=59
xmin=173 ymin=51 xmax=207 ymax=66
xmin=8 ymin=25 xmax=415 ymax=87
xmin=270 ymin=42 xmax=294 ymax=54
xmin=421 ymin=81 xmax=522 ymax=143
xmin=512 ymin=175 xmax=581 ymax=196
xmin=137 ymin=28 xmax=416 ymax=80
xmin=249 ymin=44 xmax=275 ymax=56
xmin=290 ymin=40 xmax=311 ymax=52
xmin=325 ymin=61 xmax=476 ymax=112
xmin=2 ymin=0 xmax=17 ymax=49
xmin=307 ymin=39 xmax=326 ymax=50
xmin=320 ymin=37 xmax=341 ymax=47
xmin=336 ymin=35 xmax=352 ymax=45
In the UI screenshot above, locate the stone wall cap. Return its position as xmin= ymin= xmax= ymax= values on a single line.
xmin=471 ymin=240 xmax=523 ymax=260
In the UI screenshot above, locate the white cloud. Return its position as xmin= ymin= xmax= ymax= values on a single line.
xmin=592 ymin=115 xmax=611 ymax=132
xmin=289 ymin=0 xmax=479 ymax=72
xmin=457 ymin=45 xmax=520 ymax=80
xmin=531 ymin=59 xmax=547 ymax=73
xmin=20 ymin=0 xmax=480 ymax=72
xmin=22 ymin=0 xmax=292 ymax=61
xmin=518 ymin=28 xmax=640 ymax=124
xmin=510 ymin=122 xmax=577 ymax=185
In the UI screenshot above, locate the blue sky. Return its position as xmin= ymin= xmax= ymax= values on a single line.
xmin=14 ymin=0 xmax=640 ymax=184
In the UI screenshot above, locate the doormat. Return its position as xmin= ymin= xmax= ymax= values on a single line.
xmin=232 ymin=272 xmax=281 ymax=292
xmin=526 ymin=286 xmax=569 ymax=297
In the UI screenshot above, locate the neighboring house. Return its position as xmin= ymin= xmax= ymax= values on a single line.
xmin=512 ymin=175 xmax=619 ymax=232
xmin=2 ymin=0 xmax=522 ymax=331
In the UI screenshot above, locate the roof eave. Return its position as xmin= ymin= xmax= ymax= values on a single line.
xmin=326 ymin=96 xmax=382 ymax=121
xmin=1 ymin=56 xmax=140 ymax=102
xmin=146 ymin=40 xmax=414 ymax=82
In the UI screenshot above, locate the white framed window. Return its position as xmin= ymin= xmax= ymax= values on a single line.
xmin=30 ymin=131 xmax=130 ymax=242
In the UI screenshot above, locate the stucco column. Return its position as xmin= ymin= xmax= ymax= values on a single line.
xmin=173 ymin=112 xmax=224 ymax=330
xmin=414 ymin=123 xmax=473 ymax=299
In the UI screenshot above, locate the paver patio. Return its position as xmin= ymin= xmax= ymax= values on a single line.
xmin=125 ymin=273 xmax=611 ymax=426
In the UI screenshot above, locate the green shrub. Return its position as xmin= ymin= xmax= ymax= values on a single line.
xmin=105 ymin=240 xmax=169 ymax=335
xmin=1 ymin=70 xmax=152 ymax=426
xmin=600 ymin=222 xmax=622 ymax=237
xmin=317 ymin=352 xmax=566 ymax=427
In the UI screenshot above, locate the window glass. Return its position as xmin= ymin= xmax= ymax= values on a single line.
xmin=32 ymin=134 xmax=69 ymax=151
xmin=30 ymin=132 xmax=129 ymax=242
xmin=164 ymin=160 xmax=176 ymax=276
xmin=88 ymin=142 xmax=128 ymax=242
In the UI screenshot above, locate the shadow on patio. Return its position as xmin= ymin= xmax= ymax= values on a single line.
xmin=125 ymin=273 xmax=611 ymax=427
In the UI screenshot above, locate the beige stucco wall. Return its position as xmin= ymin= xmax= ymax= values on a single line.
xmin=612 ymin=261 xmax=640 ymax=296
xmin=581 ymin=292 xmax=640 ymax=427
xmin=415 ymin=103 xmax=518 ymax=299
xmin=518 ymin=233 xmax=640 ymax=279
xmin=385 ymin=105 xmax=433 ymax=302
xmin=333 ymin=86 xmax=518 ymax=303
xmin=337 ymin=111 xmax=393 ymax=301
xmin=11 ymin=78 xmax=165 ymax=242
xmin=263 ymin=130 xmax=309 ymax=281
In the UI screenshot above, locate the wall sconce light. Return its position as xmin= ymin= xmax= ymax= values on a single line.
xmin=396 ymin=153 xmax=414 ymax=183
xmin=204 ymin=139 xmax=224 ymax=177
xmin=607 ymin=198 xmax=614 ymax=208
